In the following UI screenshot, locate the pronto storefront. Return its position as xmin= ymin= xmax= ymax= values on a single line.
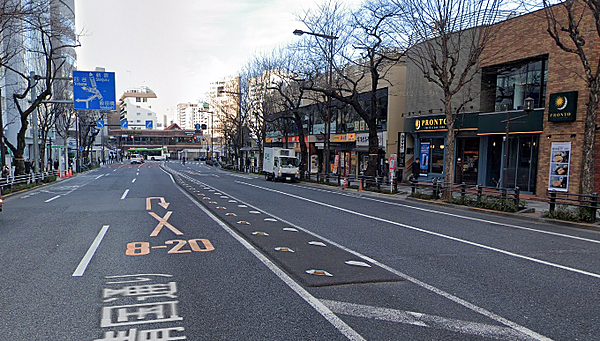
xmin=407 ymin=110 xmax=543 ymax=192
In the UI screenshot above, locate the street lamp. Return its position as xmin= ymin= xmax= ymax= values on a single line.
xmin=501 ymin=97 xmax=535 ymax=189
xmin=293 ymin=29 xmax=338 ymax=180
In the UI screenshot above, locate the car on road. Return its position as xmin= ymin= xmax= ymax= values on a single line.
xmin=130 ymin=154 xmax=144 ymax=164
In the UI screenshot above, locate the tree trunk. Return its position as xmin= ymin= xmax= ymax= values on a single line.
xmin=294 ymin=114 xmax=308 ymax=179
xmin=581 ymin=87 xmax=599 ymax=194
xmin=442 ymin=101 xmax=457 ymax=202
xmin=366 ymin=118 xmax=379 ymax=178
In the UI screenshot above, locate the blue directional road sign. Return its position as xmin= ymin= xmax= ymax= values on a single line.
xmin=73 ymin=71 xmax=116 ymax=111
xmin=145 ymin=120 xmax=153 ymax=129
xmin=194 ymin=124 xmax=201 ymax=130
xmin=96 ymin=120 xmax=105 ymax=128
xmin=120 ymin=120 xmax=129 ymax=129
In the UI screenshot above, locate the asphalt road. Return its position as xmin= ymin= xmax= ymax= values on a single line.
xmin=1 ymin=160 xmax=599 ymax=340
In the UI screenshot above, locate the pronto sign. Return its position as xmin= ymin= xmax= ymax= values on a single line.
xmin=548 ymin=91 xmax=577 ymax=122
xmin=414 ymin=115 xmax=448 ymax=131
xmin=73 ymin=71 xmax=116 ymax=111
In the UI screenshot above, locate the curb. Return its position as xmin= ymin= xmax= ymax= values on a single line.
xmin=404 ymin=196 xmax=600 ymax=231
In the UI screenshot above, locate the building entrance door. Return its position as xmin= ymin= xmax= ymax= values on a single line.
xmin=454 ymin=137 xmax=479 ymax=185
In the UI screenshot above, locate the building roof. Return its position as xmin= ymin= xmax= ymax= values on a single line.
xmin=165 ymin=123 xmax=182 ymax=130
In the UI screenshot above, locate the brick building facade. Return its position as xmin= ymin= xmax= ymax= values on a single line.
xmin=480 ymin=4 xmax=600 ymax=196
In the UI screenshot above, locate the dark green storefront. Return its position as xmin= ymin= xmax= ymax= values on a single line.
xmin=407 ymin=109 xmax=543 ymax=192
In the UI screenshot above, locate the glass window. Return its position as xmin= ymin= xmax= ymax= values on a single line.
xmin=491 ymin=56 xmax=547 ymax=111
xmin=420 ymin=138 xmax=445 ymax=174
xmin=430 ymin=138 xmax=445 ymax=174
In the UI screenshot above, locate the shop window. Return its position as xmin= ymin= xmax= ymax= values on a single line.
xmin=482 ymin=56 xmax=548 ymax=112
xmin=419 ymin=138 xmax=445 ymax=175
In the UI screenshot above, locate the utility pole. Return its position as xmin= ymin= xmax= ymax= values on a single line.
xmin=0 ymin=87 xmax=5 ymax=168
xmin=293 ymin=29 xmax=338 ymax=182
xmin=30 ymin=72 xmax=40 ymax=174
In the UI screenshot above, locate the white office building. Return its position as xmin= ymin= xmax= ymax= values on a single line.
xmin=119 ymin=86 xmax=158 ymax=130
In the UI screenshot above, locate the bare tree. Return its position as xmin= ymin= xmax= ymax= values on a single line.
xmin=298 ymin=0 xmax=406 ymax=179
xmin=78 ymin=110 xmax=101 ymax=166
xmin=542 ymin=0 xmax=600 ymax=194
xmin=240 ymin=57 xmax=268 ymax=170
xmin=0 ymin=0 xmax=79 ymax=175
xmin=256 ymin=47 xmax=313 ymax=177
xmin=53 ymin=102 xmax=75 ymax=170
xmin=393 ymin=0 xmax=503 ymax=200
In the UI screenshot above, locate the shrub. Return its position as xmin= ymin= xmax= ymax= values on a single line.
xmin=544 ymin=205 xmax=596 ymax=223
xmin=410 ymin=191 xmax=436 ymax=200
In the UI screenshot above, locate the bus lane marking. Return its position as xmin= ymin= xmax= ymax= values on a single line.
xmin=124 ymin=195 xmax=214 ymax=256
xmin=148 ymin=211 xmax=183 ymax=237
xmin=94 ymin=274 xmax=187 ymax=340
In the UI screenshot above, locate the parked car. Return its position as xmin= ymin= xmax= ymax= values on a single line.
xmin=0 ymin=190 xmax=3 ymax=212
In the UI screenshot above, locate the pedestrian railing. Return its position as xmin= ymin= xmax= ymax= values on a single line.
xmin=305 ymin=172 xmax=400 ymax=193
xmin=410 ymin=179 xmax=524 ymax=211
xmin=1 ymin=170 xmax=59 ymax=192
xmin=546 ymin=191 xmax=599 ymax=222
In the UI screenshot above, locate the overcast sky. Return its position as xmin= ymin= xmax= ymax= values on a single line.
xmin=75 ymin=0 xmax=361 ymax=119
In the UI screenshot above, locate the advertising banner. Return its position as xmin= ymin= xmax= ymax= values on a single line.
xmin=548 ymin=142 xmax=571 ymax=192
xmin=419 ymin=142 xmax=430 ymax=176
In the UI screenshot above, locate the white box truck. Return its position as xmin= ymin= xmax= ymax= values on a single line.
xmin=263 ymin=147 xmax=300 ymax=181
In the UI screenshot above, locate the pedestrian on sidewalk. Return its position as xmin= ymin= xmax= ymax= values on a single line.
xmin=411 ymin=158 xmax=420 ymax=181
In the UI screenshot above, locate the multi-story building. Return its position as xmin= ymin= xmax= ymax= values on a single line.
xmin=1 ymin=0 xmax=77 ymax=168
xmin=405 ymin=4 xmax=600 ymax=196
xmin=208 ymin=77 xmax=240 ymax=159
xmin=264 ymin=58 xmax=407 ymax=177
xmin=119 ymin=86 xmax=158 ymax=130
xmin=176 ymin=102 xmax=211 ymax=130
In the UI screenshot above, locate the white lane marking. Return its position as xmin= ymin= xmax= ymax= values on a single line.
xmin=72 ymin=225 xmax=110 ymax=277
xmin=169 ymin=170 xmax=550 ymax=341
xmin=121 ymin=189 xmax=130 ymax=200
xmin=132 ymin=178 xmax=136 ymax=183
xmin=95 ymin=174 xmax=104 ymax=180
xmin=289 ymin=183 xmax=600 ymax=245
xmin=163 ymin=169 xmax=365 ymax=341
xmin=45 ymin=195 xmax=61 ymax=203
xmin=322 ymin=300 xmax=534 ymax=340
xmin=242 ymin=181 xmax=600 ymax=280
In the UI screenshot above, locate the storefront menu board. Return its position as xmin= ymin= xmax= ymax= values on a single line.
xmin=548 ymin=142 xmax=571 ymax=192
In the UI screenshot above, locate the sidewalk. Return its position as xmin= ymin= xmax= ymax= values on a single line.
xmin=311 ymin=180 xmax=600 ymax=230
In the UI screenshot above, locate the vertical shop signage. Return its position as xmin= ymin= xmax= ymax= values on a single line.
xmin=548 ymin=142 xmax=571 ymax=192
xmin=419 ymin=142 xmax=430 ymax=176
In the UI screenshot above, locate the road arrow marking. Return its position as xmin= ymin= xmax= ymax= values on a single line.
xmin=146 ymin=197 xmax=171 ymax=210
